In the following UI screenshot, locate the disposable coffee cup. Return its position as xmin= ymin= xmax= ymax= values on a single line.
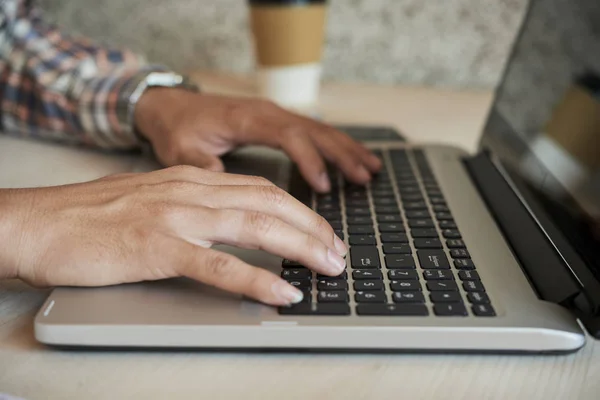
xmin=249 ymin=0 xmax=327 ymax=109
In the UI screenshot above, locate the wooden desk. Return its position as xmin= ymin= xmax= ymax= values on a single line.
xmin=1 ymin=73 xmax=598 ymax=400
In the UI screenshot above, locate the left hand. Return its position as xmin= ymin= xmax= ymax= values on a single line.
xmin=134 ymin=88 xmax=382 ymax=193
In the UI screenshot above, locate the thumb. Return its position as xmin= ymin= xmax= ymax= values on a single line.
xmin=181 ymin=148 xmax=225 ymax=172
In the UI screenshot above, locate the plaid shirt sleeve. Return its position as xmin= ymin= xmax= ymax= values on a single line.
xmin=0 ymin=0 xmax=170 ymax=149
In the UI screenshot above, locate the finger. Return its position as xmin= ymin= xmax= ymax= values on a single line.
xmin=279 ymin=130 xmax=330 ymax=193
xmin=210 ymin=210 xmax=346 ymax=276
xmin=148 ymin=165 xmax=276 ymax=187
xmin=326 ymin=128 xmax=383 ymax=172
xmin=172 ymin=243 xmax=305 ymax=306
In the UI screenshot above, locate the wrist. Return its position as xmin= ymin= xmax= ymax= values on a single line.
xmin=0 ymin=190 xmax=31 ymax=280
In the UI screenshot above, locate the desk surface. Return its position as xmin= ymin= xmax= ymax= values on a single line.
xmin=1 ymin=73 xmax=598 ymax=400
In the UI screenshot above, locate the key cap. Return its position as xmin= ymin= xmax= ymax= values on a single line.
xmin=385 ymin=255 xmax=416 ymax=269
xmin=356 ymin=304 xmax=428 ymax=316
xmin=351 ymin=247 xmax=381 ymax=268
xmin=317 ymin=280 xmax=348 ymax=291
xmin=446 ymin=239 xmax=466 ymax=248
xmin=435 ymin=212 xmax=453 ymax=220
xmin=378 ymin=223 xmax=405 ymax=232
xmin=433 ymin=303 xmax=468 ymax=316
xmin=467 ymin=292 xmax=490 ymax=304
xmin=472 ymin=304 xmax=496 ymax=317
xmin=348 ymin=226 xmax=375 ymax=235
xmin=392 ymin=292 xmax=426 ymax=303
xmin=404 ymin=201 xmax=428 ymax=210
xmin=458 ymin=270 xmax=480 ymax=281
xmin=320 ymin=211 xmax=342 ymax=222
xmin=463 ymin=281 xmax=486 ymax=292
xmin=439 ymin=220 xmax=457 ymax=229
xmin=372 ymin=190 xmax=395 ymax=198
xmin=442 ymin=229 xmax=462 ymax=239
xmin=317 ymin=193 xmax=339 ymax=203
xmin=317 ymin=204 xmax=340 ymax=212
xmin=429 ymin=197 xmax=446 ymax=205
xmin=405 ymin=210 xmax=431 ymax=219
xmin=354 ymin=280 xmax=384 ymax=291
xmin=279 ymin=303 xmax=351 ymax=315
xmin=282 ymin=259 xmax=303 ymax=268
xmin=450 ymin=249 xmax=470 ymax=259
xmin=401 ymin=194 xmax=425 ymax=202
xmin=390 ymin=280 xmax=422 ymax=291
xmin=454 ymin=259 xmax=475 ymax=270
xmin=414 ymin=238 xmax=443 ymax=249
xmin=346 ymin=199 xmax=370 ymax=207
xmin=411 ymin=228 xmax=439 ymax=238
xmin=346 ymin=207 xmax=371 ymax=216
xmin=317 ymin=271 xmax=348 ymax=280
xmin=281 ymin=269 xmax=312 ymax=280
xmin=427 ymin=281 xmax=458 ymax=291
xmin=381 ymin=233 xmax=408 ymax=243
xmin=347 ymin=216 xmax=372 ymax=225
xmin=355 ymin=291 xmax=387 ymax=303
xmin=318 ymin=291 xmax=349 ymax=303
xmin=388 ymin=270 xmax=419 ymax=280
xmin=287 ymin=280 xmax=312 ymax=289
xmin=430 ymin=291 xmax=462 ymax=303
xmin=383 ymin=244 xmax=412 ymax=254
xmin=371 ymin=182 xmax=393 ymax=190
xmin=409 ymin=219 xmax=435 ymax=228
xmin=349 ymin=235 xmax=377 ymax=246
xmin=433 ymin=204 xmax=450 ymax=212
xmin=426 ymin=190 xmax=443 ymax=197
xmin=377 ymin=215 xmax=403 ymax=223
xmin=353 ymin=269 xmax=383 ymax=280
xmin=418 ymin=250 xmax=450 ymax=269
xmin=423 ymin=270 xmax=453 ymax=280
xmin=373 ymin=198 xmax=396 ymax=206
xmin=329 ymin=221 xmax=343 ymax=231
xmin=398 ymin=186 xmax=421 ymax=195
xmin=375 ymin=206 xmax=401 ymax=215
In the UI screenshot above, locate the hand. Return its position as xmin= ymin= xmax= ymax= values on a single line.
xmin=0 ymin=166 xmax=347 ymax=305
xmin=134 ymin=89 xmax=382 ymax=193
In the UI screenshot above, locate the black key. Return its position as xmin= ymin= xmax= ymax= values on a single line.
xmin=299 ymin=289 xmax=312 ymax=303
xmin=433 ymin=303 xmax=468 ymax=316
xmin=458 ymin=270 xmax=480 ymax=281
xmin=385 ymin=255 xmax=416 ymax=269
xmin=317 ymin=280 xmax=348 ymax=291
xmin=396 ymin=180 xmax=419 ymax=187
xmin=435 ymin=212 xmax=453 ymax=220
xmin=350 ymin=247 xmax=380 ymax=269
xmin=403 ymin=201 xmax=428 ymax=210
xmin=372 ymin=190 xmax=395 ymax=198
xmin=463 ymin=281 xmax=486 ymax=292
xmin=378 ymin=223 xmax=405 ymax=232
xmin=349 ymin=235 xmax=377 ymax=246
xmin=317 ymin=204 xmax=340 ymax=213
xmin=281 ymin=269 xmax=312 ymax=280
xmin=279 ymin=303 xmax=351 ymax=315
xmin=346 ymin=199 xmax=370 ymax=207
xmin=392 ymin=292 xmax=426 ymax=304
xmin=355 ymin=291 xmax=387 ymax=303
xmin=334 ymin=230 xmax=344 ymax=240
xmin=346 ymin=207 xmax=371 ymax=216
xmin=347 ymin=216 xmax=372 ymax=225
xmin=354 ymin=280 xmax=384 ymax=291
xmin=426 ymin=190 xmax=443 ymax=197
xmin=411 ymin=228 xmax=439 ymax=238
xmin=439 ymin=220 xmax=457 ymax=229
xmin=373 ymin=198 xmax=396 ymax=206
xmin=388 ymin=270 xmax=419 ymax=280
xmin=318 ymin=291 xmax=349 ymax=303
xmin=450 ymin=249 xmax=470 ymax=259
xmin=401 ymin=194 xmax=425 ymax=202
xmin=282 ymin=259 xmax=303 ymax=268
xmin=432 ymin=204 xmax=450 ymax=212
xmin=371 ymin=182 xmax=393 ymax=190
xmin=409 ymin=219 xmax=435 ymax=228
xmin=467 ymin=292 xmax=491 ymax=304
xmin=414 ymin=238 xmax=443 ymax=249
xmin=423 ymin=270 xmax=454 ymax=280
xmin=430 ymin=292 xmax=461 ymax=303
xmin=375 ymin=206 xmax=401 ymax=214
xmin=329 ymin=221 xmax=343 ymax=231
xmin=287 ymin=279 xmax=312 ymax=289
xmin=398 ymin=186 xmax=421 ymax=194
xmin=320 ymin=211 xmax=342 ymax=222
xmin=418 ymin=250 xmax=450 ymax=269
xmin=390 ymin=280 xmax=422 ymax=291
xmin=317 ymin=193 xmax=339 ymax=203
xmin=405 ymin=210 xmax=431 ymax=219
xmin=345 ymin=192 xmax=368 ymax=201
xmin=427 ymin=281 xmax=458 ymax=291
xmin=380 ymin=233 xmax=408 ymax=243
xmin=348 ymin=226 xmax=375 ymax=235
xmin=377 ymin=214 xmax=403 ymax=223
xmin=353 ymin=269 xmax=383 ymax=280
xmin=442 ymin=229 xmax=462 ymax=239
xmin=472 ymin=304 xmax=496 ymax=317
xmin=454 ymin=259 xmax=475 ymax=270
xmin=317 ymin=271 xmax=348 ymax=280
xmin=356 ymin=303 xmax=428 ymax=316
xmin=383 ymin=244 xmax=412 ymax=254
xmin=446 ymin=239 xmax=466 ymax=248
xmin=429 ymin=197 xmax=446 ymax=205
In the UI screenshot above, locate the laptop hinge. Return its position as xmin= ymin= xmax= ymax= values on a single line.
xmin=463 ymin=152 xmax=587 ymax=310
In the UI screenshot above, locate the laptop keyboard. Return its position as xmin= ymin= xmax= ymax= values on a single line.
xmin=279 ymin=149 xmax=496 ymax=318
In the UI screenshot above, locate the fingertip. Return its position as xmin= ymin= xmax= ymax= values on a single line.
xmin=354 ymin=165 xmax=372 ymax=184
xmin=316 ymin=171 xmax=331 ymax=193
xmin=271 ymin=280 xmax=304 ymax=306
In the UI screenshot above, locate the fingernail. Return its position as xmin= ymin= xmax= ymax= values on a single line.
xmin=318 ymin=172 xmax=331 ymax=192
xmin=333 ymin=234 xmax=347 ymax=256
xmin=272 ymin=280 xmax=304 ymax=305
xmin=327 ymin=248 xmax=346 ymax=273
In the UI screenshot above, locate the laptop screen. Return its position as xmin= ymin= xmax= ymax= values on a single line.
xmin=480 ymin=0 xmax=600 ymax=276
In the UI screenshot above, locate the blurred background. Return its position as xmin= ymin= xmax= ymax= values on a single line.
xmin=42 ymin=0 xmax=527 ymax=89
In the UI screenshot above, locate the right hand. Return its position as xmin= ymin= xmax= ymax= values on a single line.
xmin=0 ymin=166 xmax=347 ymax=306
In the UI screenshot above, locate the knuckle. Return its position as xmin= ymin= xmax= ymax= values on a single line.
xmin=258 ymin=185 xmax=288 ymax=209
xmin=152 ymin=200 xmax=186 ymax=226
xmin=248 ymin=175 xmax=274 ymax=187
xmin=244 ymin=211 xmax=278 ymax=235
xmin=157 ymin=180 xmax=197 ymax=195
xmin=205 ymin=252 xmax=235 ymax=279
xmin=166 ymin=164 xmax=201 ymax=179
xmin=309 ymin=215 xmax=331 ymax=235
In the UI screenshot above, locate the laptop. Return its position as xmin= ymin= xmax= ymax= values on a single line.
xmin=33 ymin=0 xmax=600 ymax=353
